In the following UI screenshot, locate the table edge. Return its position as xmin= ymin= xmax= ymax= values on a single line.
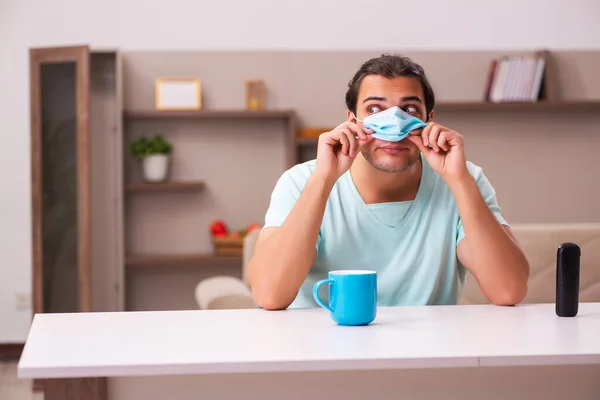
xmin=18 ymin=353 xmax=600 ymax=379
xmin=18 ymin=356 xmax=478 ymax=379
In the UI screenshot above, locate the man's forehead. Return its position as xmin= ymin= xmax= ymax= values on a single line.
xmin=358 ymin=75 xmax=424 ymax=99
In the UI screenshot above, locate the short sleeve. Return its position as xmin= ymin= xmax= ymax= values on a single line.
xmin=263 ymin=163 xmax=322 ymax=251
xmin=456 ymin=163 xmax=509 ymax=244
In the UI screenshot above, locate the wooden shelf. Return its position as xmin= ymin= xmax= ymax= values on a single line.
xmin=126 ymin=253 xmax=241 ymax=267
xmin=126 ymin=181 xmax=205 ymax=192
xmin=435 ymin=100 xmax=600 ymax=112
xmin=125 ymin=102 xmax=600 ymax=117
xmin=124 ymin=109 xmax=294 ymax=119
xmin=294 ymin=100 xmax=600 ymax=148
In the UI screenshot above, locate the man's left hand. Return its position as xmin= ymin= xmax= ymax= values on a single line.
xmin=408 ymin=123 xmax=468 ymax=181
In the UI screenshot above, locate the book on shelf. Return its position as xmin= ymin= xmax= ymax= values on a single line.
xmin=483 ymin=54 xmax=547 ymax=103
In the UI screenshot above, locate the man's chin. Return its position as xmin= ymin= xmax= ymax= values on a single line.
xmin=365 ymin=151 xmax=420 ymax=173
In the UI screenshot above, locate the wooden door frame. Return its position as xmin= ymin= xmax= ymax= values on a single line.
xmin=30 ymin=45 xmax=92 ymax=314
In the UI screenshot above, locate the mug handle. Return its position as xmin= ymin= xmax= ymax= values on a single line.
xmin=313 ymin=279 xmax=334 ymax=313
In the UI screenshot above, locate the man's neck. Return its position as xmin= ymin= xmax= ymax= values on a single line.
xmin=350 ymin=154 xmax=422 ymax=205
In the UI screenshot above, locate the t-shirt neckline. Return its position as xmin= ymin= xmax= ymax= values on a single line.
xmin=343 ymin=153 xmax=434 ymax=233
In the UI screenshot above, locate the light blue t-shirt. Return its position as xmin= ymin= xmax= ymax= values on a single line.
xmin=263 ymin=154 xmax=508 ymax=308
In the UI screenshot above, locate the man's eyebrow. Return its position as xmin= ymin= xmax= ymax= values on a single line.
xmin=362 ymin=96 xmax=386 ymax=103
xmin=362 ymin=95 xmax=423 ymax=103
xmin=401 ymin=96 xmax=423 ymax=103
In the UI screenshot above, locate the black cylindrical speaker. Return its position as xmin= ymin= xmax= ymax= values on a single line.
xmin=556 ymin=242 xmax=581 ymax=317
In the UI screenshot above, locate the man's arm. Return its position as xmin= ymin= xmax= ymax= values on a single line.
xmin=408 ymin=122 xmax=529 ymax=306
xmin=248 ymin=173 xmax=333 ymax=310
xmin=248 ymin=121 xmax=373 ymax=310
xmin=451 ymin=174 xmax=529 ymax=306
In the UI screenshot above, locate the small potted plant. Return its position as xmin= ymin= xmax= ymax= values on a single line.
xmin=130 ymin=135 xmax=173 ymax=182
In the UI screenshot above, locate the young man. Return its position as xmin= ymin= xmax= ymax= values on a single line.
xmin=248 ymin=54 xmax=529 ymax=310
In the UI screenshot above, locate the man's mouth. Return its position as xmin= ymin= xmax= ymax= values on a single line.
xmin=379 ymin=144 xmax=408 ymax=154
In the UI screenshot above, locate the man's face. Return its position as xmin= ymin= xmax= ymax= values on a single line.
xmin=353 ymin=75 xmax=430 ymax=173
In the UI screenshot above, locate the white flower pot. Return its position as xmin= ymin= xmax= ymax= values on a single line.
xmin=142 ymin=154 xmax=170 ymax=182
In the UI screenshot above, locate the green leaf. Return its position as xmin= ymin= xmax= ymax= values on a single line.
xmin=130 ymin=135 xmax=172 ymax=159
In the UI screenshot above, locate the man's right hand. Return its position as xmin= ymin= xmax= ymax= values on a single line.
xmin=248 ymin=121 xmax=372 ymax=310
xmin=314 ymin=121 xmax=374 ymax=183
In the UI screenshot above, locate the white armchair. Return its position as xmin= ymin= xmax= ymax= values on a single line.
xmin=194 ymin=230 xmax=259 ymax=310
xmin=460 ymin=223 xmax=600 ymax=305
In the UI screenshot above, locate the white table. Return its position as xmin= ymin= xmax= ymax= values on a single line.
xmin=18 ymin=303 xmax=600 ymax=400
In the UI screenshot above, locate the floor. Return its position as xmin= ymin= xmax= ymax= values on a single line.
xmin=0 ymin=362 xmax=43 ymax=400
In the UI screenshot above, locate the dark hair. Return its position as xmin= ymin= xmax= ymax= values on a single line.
xmin=345 ymin=53 xmax=435 ymax=117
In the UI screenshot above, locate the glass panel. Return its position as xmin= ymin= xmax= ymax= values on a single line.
xmin=40 ymin=62 xmax=79 ymax=313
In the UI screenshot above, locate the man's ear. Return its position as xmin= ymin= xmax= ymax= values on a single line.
xmin=347 ymin=110 xmax=355 ymax=122
xmin=427 ymin=110 xmax=434 ymax=122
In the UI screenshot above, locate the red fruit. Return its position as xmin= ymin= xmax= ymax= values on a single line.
xmin=210 ymin=220 xmax=228 ymax=236
xmin=246 ymin=223 xmax=262 ymax=233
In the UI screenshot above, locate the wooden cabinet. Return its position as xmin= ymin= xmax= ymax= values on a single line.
xmin=29 ymin=46 xmax=124 ymax=316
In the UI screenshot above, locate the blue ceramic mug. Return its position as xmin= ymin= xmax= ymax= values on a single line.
xmin=312 ymin=270 xmax=377 ymax=326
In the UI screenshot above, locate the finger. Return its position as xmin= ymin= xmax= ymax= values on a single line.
xmin=340 ymin=128 xmax=358 ymax=157
xmin=356 ymin=134 xmax=373 ymax=152
xmin=319 ymin=132 xmax=332 ymax=148
xmin=326 ymin=122 xmax=353 ymax=143
xmin=359 ymin=134 xmax=375 ymax=144
xmin=421 ymin=123 xmax=433 ymax=146
xmin=409 ymin=127 xmax=424 ymax=136
xmin=323 ymin=129 xmax=345 ymax=152
xmin=322 ymin=128 xmax=348 ymax=145
xmin=428 ymin=125 xmax=442 ymax=152
xmin=408 ymin=136 xmax=431 ymax=156
xmin=346 ymin=122 xmax=371 ymax=140
xmin=337 ymin=131 xmax=350 ymax=156
xmin=321 ymin=131 xmax=340 ymax=150
xmin=437 ymin=131 xmax=450 ymax=152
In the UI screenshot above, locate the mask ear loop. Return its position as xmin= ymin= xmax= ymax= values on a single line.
xmin=351 ymin=112 xmax=364 ymax=123
xmin=350 ymin=112 xmax=367 ymax=139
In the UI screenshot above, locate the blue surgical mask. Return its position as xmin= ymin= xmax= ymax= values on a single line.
xmin=354 ymin=106 xmax=427 ymax=142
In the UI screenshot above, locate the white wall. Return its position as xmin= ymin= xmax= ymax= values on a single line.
xmin=1 ymin=0 xmax=599 ymax=342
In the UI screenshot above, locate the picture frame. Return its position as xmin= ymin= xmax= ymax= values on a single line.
xmin=246 ymin=80 xmax=265 ymax=110
xmin=155 ymin=77 xmax=202 ymax=110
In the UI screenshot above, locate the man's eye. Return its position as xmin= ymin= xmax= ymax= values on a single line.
xmin=403 ymin=105 xmax=419 ymax=115
xmin=367 ymin=105 xmax=382 ymax=114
